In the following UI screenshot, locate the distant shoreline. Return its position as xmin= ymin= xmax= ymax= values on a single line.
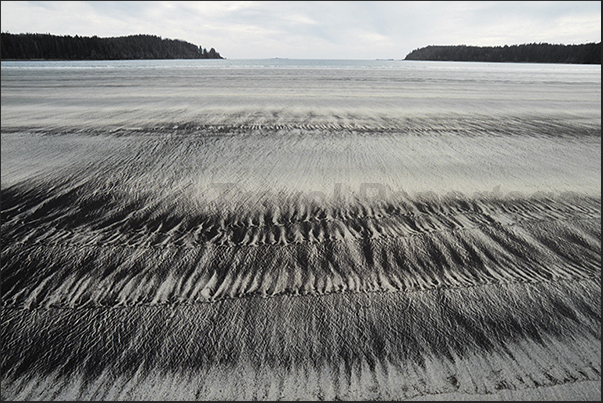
xmin=404 ymin=42 xmax=601 ymax=64
xmin=1 ymin=33 xmax=224 ymax=60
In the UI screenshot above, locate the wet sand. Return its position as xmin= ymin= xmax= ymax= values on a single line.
xmin=1 ymin=60 xmax=600 ymax=400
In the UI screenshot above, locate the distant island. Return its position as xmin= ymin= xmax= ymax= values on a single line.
xmin=0 ymin=33 xmax=224 ymax=60
xmin=404 ymin=42 xmax=601 ymax=64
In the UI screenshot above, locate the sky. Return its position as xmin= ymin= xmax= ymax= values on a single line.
xmin=1 ymin=1 xmax=601 ymax=59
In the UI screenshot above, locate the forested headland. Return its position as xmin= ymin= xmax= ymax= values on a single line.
xmin=404 ymin=42 xmax=601 ymax=64
xmin=0 ymin=33 xmax=223 ymax=60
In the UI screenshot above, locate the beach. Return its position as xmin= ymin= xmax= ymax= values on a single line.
xmin=1 ymin=59 xmax=600 ymax=400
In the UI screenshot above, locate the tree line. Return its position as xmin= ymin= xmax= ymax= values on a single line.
xmin=0 ymin=33 xmax=223 ymax=60
xmin=404 ymin=42 xmax=600 ymax=64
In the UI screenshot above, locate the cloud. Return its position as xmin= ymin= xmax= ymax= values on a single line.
xmin=1 ymin=1 xmax=600 ymax=59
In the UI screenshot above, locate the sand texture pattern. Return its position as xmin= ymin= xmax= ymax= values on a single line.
xmin=1 ymin=60 xmax=600 ymax=400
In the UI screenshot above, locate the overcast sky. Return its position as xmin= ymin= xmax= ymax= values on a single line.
xmin=1 ymin=1 xmax=601 ymax=59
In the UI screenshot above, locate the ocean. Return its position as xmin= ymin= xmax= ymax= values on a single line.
xmin=1 ymin=59 xmax=600 ymax=400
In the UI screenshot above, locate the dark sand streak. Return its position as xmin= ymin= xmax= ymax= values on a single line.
xmin=2 ymin=178 xmax=600 ymax=399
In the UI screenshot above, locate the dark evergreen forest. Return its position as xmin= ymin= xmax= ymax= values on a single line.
xmin=404 ymin=42 xmax=601 ymax=64
xmin=0 ymin=33 xmax=223 ymax=60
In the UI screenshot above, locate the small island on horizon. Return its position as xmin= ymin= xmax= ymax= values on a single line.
xmin=404 ymin=42 xmax=600 ymax=64
xmin=0 ymin=33 xmax=224 ymax=60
